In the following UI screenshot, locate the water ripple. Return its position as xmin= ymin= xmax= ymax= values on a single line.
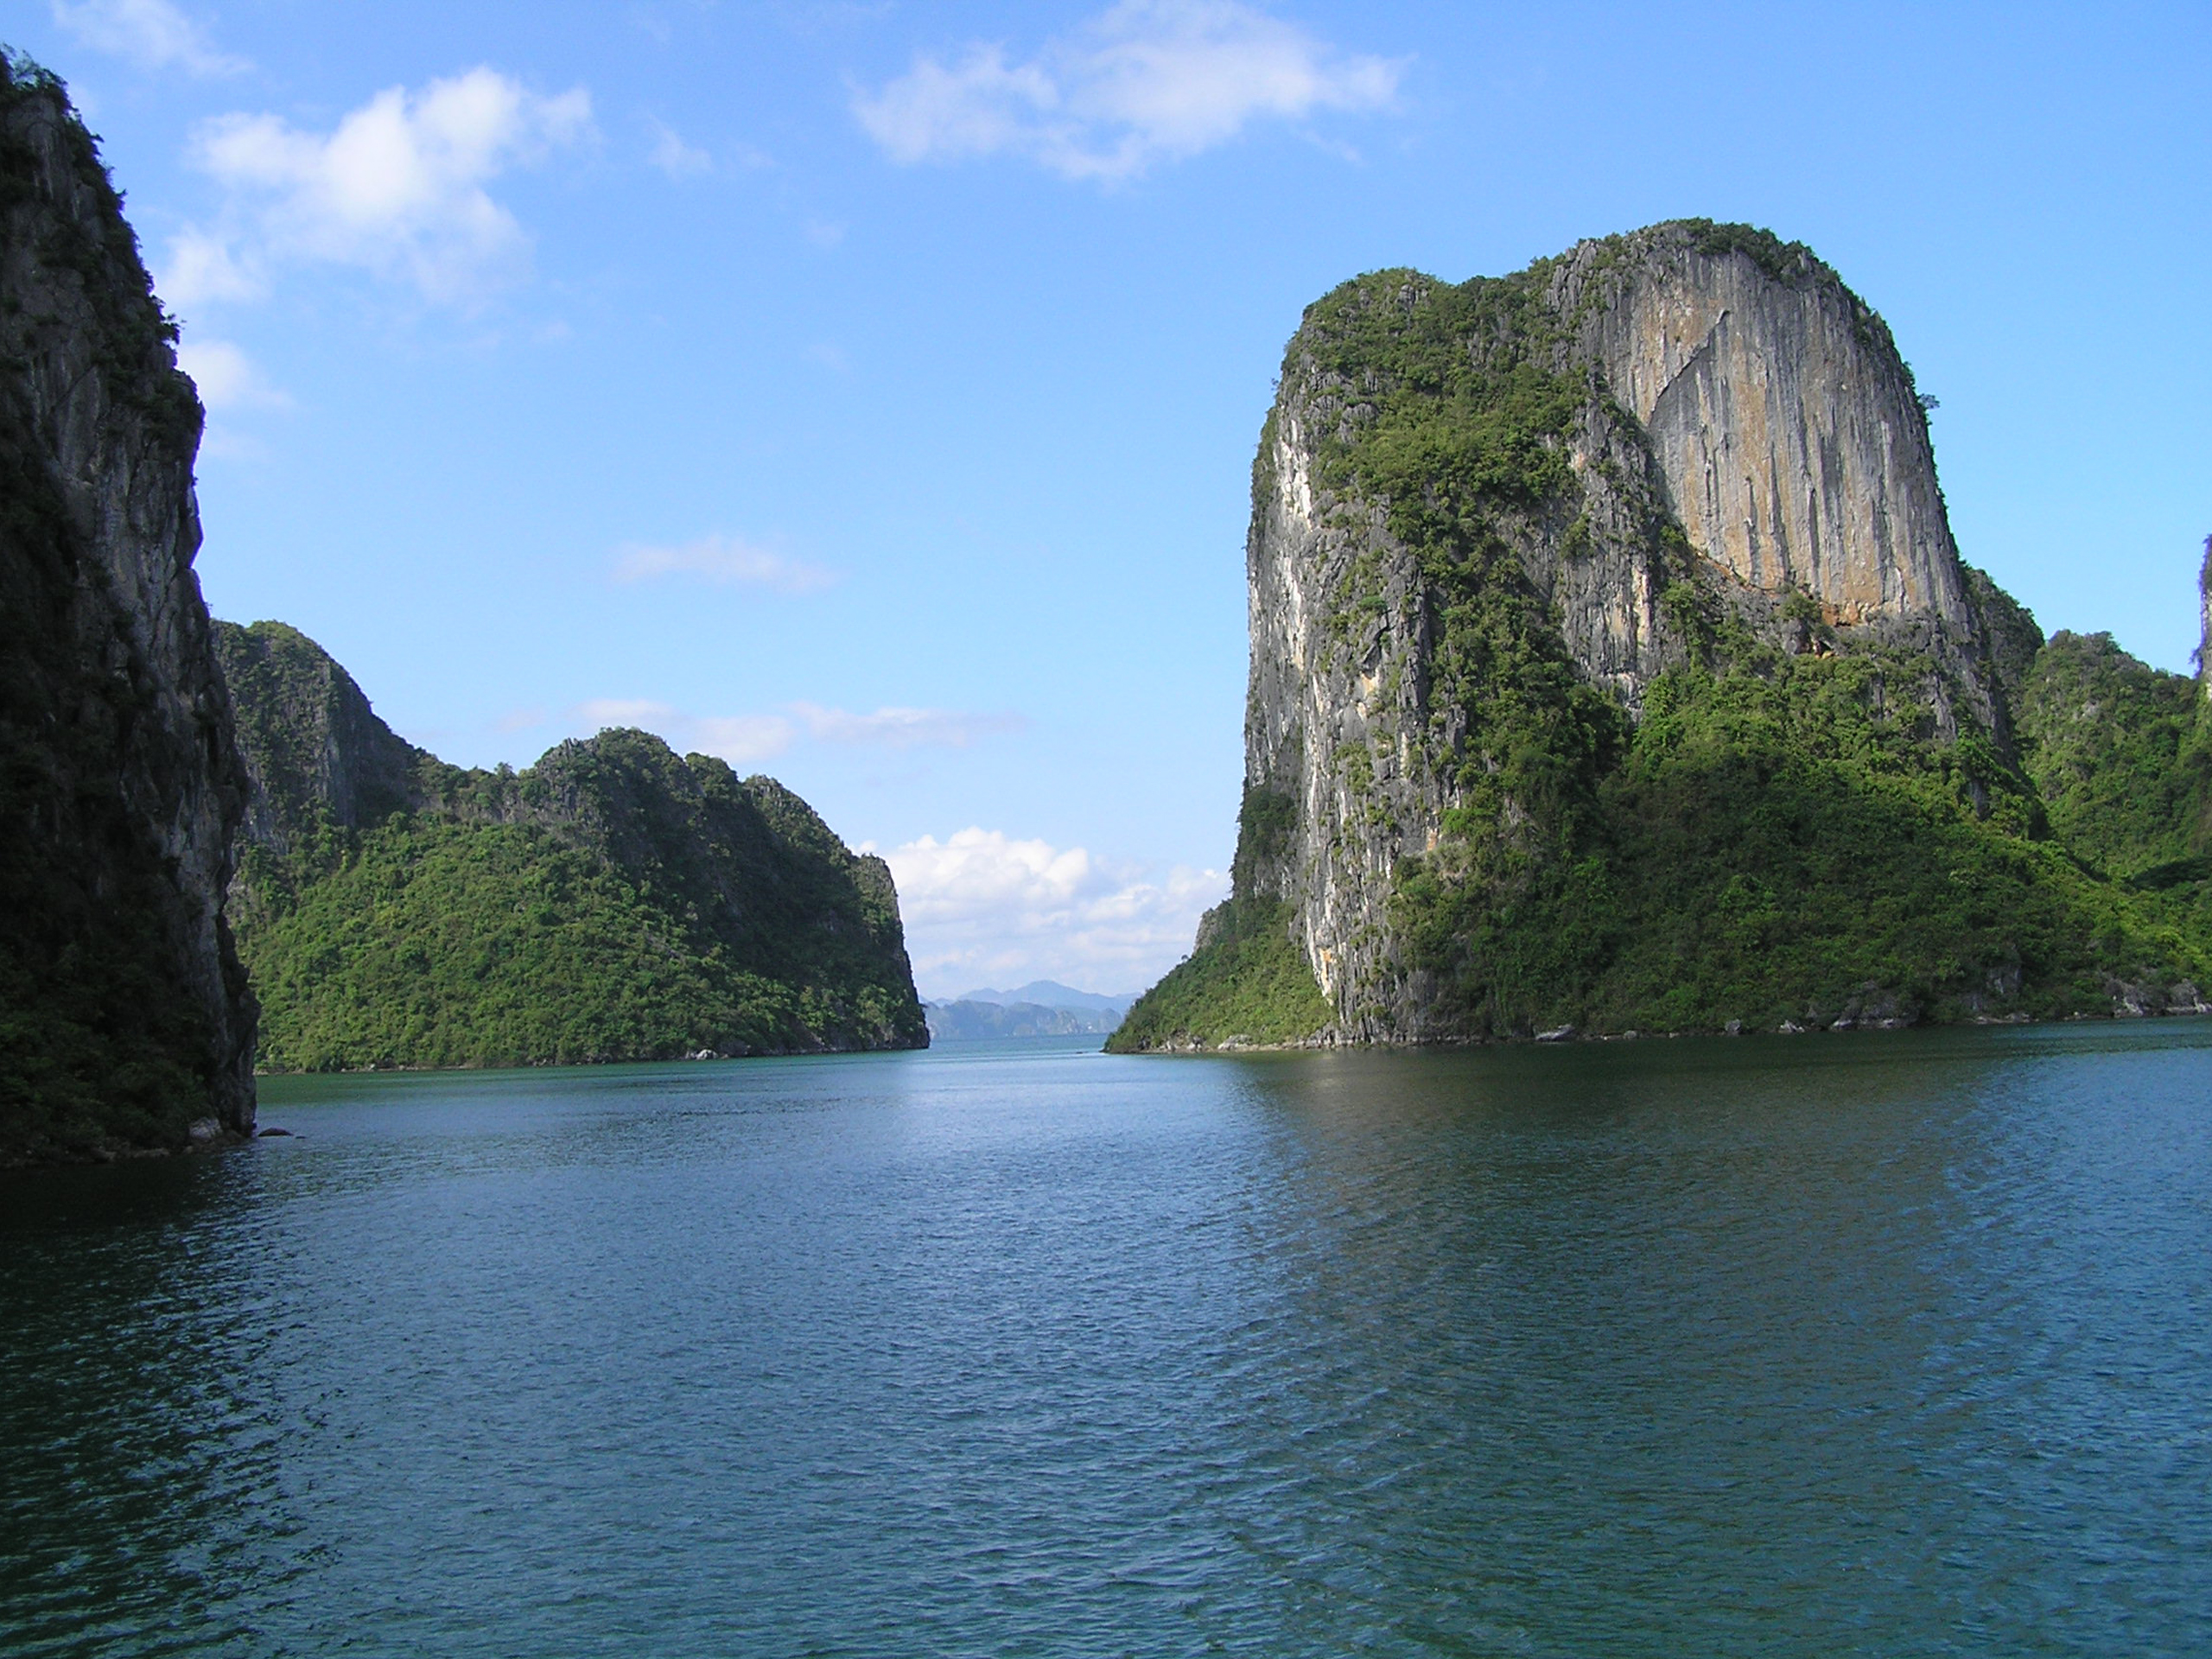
xmin=4 ymin=1025 xmax=2210 ymax=1656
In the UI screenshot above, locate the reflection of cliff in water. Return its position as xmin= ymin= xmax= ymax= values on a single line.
xmin=3 ymin=1026 xmax=2207 ymax=1653
xmin=0 ymin=1155 xmax=305 ymax=1635
xmin=1212 ymin=1026 xmax=2212 ymax=1645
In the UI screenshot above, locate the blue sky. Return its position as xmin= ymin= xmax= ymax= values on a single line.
xmin=16 ymin=0 xmax=2209 ymax=995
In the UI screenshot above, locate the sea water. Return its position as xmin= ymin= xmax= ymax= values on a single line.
xmin=3 ymin=1022 xmax=2209 ymax=1656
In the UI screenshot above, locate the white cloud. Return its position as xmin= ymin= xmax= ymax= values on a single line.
xmin=571 ymin=698 xmax=798 ymax=764
xmin=168 ymin=68 xmax=594 ymax=308
xmin=612 ymin=534 xmax=836 ymax=594
xmin=161 ymin=226 xmax=264 ymax=307
xmin=174 ymin=337 xmax=289 ymax=410
xmin=690 ymin=715 xmax=800 ymax=764
xmin=52 ymin=0 xmax=248 ymax=77
xmin=575 ymin=696 xmax=677 ymax=727
xmin=852 ymin=0 xmax=1402 ymax=181
xmin=566 ymin=697 xmax=1017 ymax=766
xmin=646 ymin=119 xmax=713 ymax=179
xmin=792 ymin=703 xmax=1024 ymax=749
xmin=194 ymin=425 xmax=268 ymax=462
xmin=871 ymin=826 xmax=1224 ymax=995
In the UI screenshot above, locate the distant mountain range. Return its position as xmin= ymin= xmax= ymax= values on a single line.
xmin=924 ymin=982 xmax=1140 ymax=1041
xmin=950 ymin=981 xmax=1137 ymax=1016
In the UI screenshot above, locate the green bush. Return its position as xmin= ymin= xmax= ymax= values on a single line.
xmin=1106 ymin=899 xmax=1332 ymax=1051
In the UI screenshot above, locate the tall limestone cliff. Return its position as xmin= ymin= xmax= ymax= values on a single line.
xmin=1116 ymin=221 xmax=2209 ymax=1050
xmin=0 ymin=59 xmax=255 ymax=1159
xmin=2201 ymin=535 xmax=2211 ymax=701
xmin=214 ymin=620 xmax=928 ymax=1068
xmin=218 ymin=617 xmax=424 ymax=857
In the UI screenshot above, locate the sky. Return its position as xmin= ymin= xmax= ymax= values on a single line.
xmin=12 ymin=0 xmax=2209 ymax=998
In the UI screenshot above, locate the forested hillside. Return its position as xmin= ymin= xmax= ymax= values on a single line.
xmin=217 ymin=620 xmax=926 ymax=1070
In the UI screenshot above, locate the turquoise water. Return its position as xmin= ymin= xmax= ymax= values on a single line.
xmin=4 ymin=1022 xmax=2210 ymax=1656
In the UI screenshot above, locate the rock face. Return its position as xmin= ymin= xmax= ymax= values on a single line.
xmin=1121 ymin=219 xmax=2209 ymax=1049
xmin=214 ymin=620 xmax=928 ymax=1067
xmin=1241 ymin=223 xmax=2000 ymax=1035
xmin=217 ymin=619 xmax=423 ymax=855
xmin=1569 ymin=232 xmax=1975 ymax=640
xmin=0 ymin=62 xmax=254 ymax=1160
xmin=2201 ymin=536 xmax=2211 ymax=700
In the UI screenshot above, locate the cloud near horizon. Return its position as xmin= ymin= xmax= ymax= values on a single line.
xmin=869 ymin=826 xmax=1223 ymax=996
xmin=51 ymin=0 xmax=249 ymax=77
xmin=612 ymin=534 xmax=837 ymax=594
xmin=162 ymin=67 xmax=594 ymax=309
xmin=852 ymin=0 xmax=1402 ymax=181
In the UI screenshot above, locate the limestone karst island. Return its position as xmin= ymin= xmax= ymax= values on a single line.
xmin=3 ymin=55 xmax=2209 ymax=1164
xmin=1111 ymin=224 xmax=2212 ymax=1051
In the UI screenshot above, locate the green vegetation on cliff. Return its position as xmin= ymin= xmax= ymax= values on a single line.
xmin=2 ymin=56 xmax=254 ymax=1161
xmin=1106 ymin=899 xmax=1332 ymax=1052
xmin=2013 ymin=629 xmax=2212 ymax=880
xmin=1130 ymin=614 xmax=2211 ymax=1049
xmin=1391 ymin=632 xmax=2206 ymax=1037
xmin=217 ymin=622 xmax=926 ymax=1071
xmin=1122 ymin=606 xmax=2210 ymax=1050
xmin=1113 ymin=227 xmax=2212 ymax=1050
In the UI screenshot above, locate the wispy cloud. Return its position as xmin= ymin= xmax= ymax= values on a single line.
xmin=575 ymin=696 xmax=678 ymax=728
xmin=611 ymin=534 xmax=837 ymax=594
xmin=689 ymin=714 xmax=802 ymax=763
xmin=852 ymin=0 xmax=1402 ymax=181
xmin=175 ymin=336 xmax=289 ymax=410
xmin=792 ymin=703 xmax=1023 ymax=749
xmin=162 ymin=67 xmax=594 ymax=309
xmin=646 ymin=118 xmax=713 ymax=179
xmin=568 ymin=698 xmax=1020 ymax=766
xmin=162 ymin=226 xmax=263 ymax=304
xmin=869 ymin=825 xmax=1223 ymax=995
xmin=51 ymin=0 xmax=249 ymax=77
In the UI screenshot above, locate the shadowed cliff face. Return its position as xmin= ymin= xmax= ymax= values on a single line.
xmin=0 ymin=60 xmax=255 ymax=1160
xmin=214 ymin=620 xmax=424 ymax=856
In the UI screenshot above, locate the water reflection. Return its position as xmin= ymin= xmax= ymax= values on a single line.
xmin=2 ymin=1023 xmax=2208 ymax=1656
xmin=1212 ymin=1029 xmax=2212 ymax=1653
xmin=1 ymin=1156 xmax=308 ymax=1655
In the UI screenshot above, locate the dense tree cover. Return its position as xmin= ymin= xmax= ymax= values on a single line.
xmin=2013 ymin=630 xmax=2212 ymax=880
xmin=219 ymin=623 xmax=926 ymax=1071
xmin=238 ymin=818 xmax=912 ymax=1070
xmin=1119 ymin=617 xmax=2211 ymax=1050
xmin=1389 ymin=635 xmax=2208 ymax=1039
xmin=1106 ymin=899 xmax=1334 ymax=1051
